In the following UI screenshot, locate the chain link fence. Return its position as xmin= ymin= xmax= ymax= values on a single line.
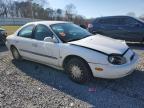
xmin=0 ymin=18 xmax=41 ymax=35
xmin=0 ymin=18 xmax=41 ymax=26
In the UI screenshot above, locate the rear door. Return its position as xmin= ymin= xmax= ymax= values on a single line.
xmin=14 ymin=24 xmax=36 ymax=59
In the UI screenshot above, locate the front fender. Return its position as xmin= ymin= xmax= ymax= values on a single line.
xmin=59 ymin=43 xmax=109 ymax=67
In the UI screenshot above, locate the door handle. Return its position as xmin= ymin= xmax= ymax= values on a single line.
xmin=32 ymin=43 xmax=38 ymax=47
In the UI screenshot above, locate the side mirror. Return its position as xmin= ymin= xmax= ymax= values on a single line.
xmin=44 ymin=37 xmax=57 ymax=43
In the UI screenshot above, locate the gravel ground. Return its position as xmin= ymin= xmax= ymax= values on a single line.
xmin=0 ymin=46 xmax=144 ymax=108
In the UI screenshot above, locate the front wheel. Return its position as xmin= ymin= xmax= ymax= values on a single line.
xmin=65 ymin=58 xmax=93 ymax=83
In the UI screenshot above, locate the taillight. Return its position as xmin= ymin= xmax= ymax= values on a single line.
xmin=88 ymin=24 xmax=93 ymax=28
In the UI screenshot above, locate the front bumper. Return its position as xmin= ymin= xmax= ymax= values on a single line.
xmin=89 ymin=53 xmax=139 ymax=79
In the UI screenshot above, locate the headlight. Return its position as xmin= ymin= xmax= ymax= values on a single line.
xmin=108 ymin=54 xmax=126 ymax=65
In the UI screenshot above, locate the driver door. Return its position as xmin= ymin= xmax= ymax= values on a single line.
xmin=31 ymin=24 xmax=60 ymax=66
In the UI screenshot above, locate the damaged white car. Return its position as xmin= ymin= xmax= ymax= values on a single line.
xmin=6 ymin=21 xmax=138 ymax=83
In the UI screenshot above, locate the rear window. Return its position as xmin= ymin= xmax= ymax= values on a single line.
xmin=98 ymin=19 xmax=110 ymax=24
xmin=97 ymin=17 xmax=127 ymax=25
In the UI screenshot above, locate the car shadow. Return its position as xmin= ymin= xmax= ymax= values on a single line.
xmin=0 ymin=45 xmax=8 ymax=52
xmin=12 ymin=59 xmax=144 ymax=107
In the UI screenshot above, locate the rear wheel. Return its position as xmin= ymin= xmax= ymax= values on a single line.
xmin=11 ymin=47 xmax=22 ymax=61
xmin=65 ymin=58 xmax=93 ymax=83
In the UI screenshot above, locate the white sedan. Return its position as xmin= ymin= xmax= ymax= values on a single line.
xmin=6 ymin=21 xmax=139 ymax=83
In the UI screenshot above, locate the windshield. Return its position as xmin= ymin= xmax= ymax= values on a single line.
xmin=50 ymin=23 xmax=92 ymax=42
xmin=136 ymin=18 xmax=144 ymax=23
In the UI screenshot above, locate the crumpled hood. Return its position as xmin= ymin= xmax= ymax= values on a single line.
xmin=68 ymin=35 xmax=129 ymax=55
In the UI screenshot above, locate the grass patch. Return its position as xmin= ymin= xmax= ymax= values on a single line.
xmin=142 ymin=53 xmax=144 ymax=57
xmin=1 ymin=26 xmax=21 ymax=35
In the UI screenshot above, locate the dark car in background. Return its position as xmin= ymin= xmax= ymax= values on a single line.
xmin=0 ymin=28 xmax=7 ymax=45
xmin=88 ymin=16 xmax=144 ymax=42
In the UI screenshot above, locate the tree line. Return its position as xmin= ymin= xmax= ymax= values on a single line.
xmin=0 ymin=0 xmax=86 ymax=25
xmin=0 ymin=0 xmax=144 ymax=25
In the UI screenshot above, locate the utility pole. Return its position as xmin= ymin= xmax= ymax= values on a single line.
xmin=29 ymin=0 xmax=34 ymax=21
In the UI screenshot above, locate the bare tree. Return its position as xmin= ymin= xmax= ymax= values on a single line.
xmin=46 ymin=8 xmax=55 ymax=20
xmin=32 ymin=0 xmax=49 ymax=8
xmin=65 ymin=3 xmax=77 ymax=21
xmin=0 ymin=0 xmax=8 ymax=17
xmin=139 ymin=14 xmax=144 ymax=20
xmin=56 ymin=9 xmax=63 ymax=20
xmin=0 ymin=0 xmax=86 ymax=25
xmin=127 ymin=12 xmax=136 ymax=17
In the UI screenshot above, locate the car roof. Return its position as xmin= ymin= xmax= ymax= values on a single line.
xmin=27 ymin=21 xmax=70 ymax=26
xmin=94 ymin=16 xmax=144 ymax=23
xmin=14 ymin=21 xmax=71 ymax=36
xmin=95 ymin=15 xmax=133 ymax=20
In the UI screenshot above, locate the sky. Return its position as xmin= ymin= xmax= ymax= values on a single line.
xmin=48 ymin=0 xmax=144 ymax=18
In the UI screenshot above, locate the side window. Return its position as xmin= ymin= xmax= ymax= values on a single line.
xmin=98 ymin=18 xmax=113 ymax=25
xmin=117 ymin=18 xmax=126 ymax=25
xmin=104 ymin=18 xmax=122 ymax=25
xmin=93 ymin=19 xmax=99 ymax=23
xmin=109 ymin=18 xmax=119 ymax=25
xmin=125 ymin=17 xmax=140 ymax=25
xmin=18 ymin=25 xmax=34 ymax=38
xmin=34 ymin=24 xmax=53 ymax=41
xmin=98 ymin=18 xmax=127 ymax=25
xmin=98 ymin=19 xmax=108 ymax=24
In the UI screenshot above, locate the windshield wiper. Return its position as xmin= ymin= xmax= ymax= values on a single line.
xmin=68 ymin=38 xmax=81 ymax=42
xmin=67 ymin=34 xmax=92 ymax=42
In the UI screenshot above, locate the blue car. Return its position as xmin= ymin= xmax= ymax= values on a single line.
xmin=88 ymin=16 xmax=144 ymax=42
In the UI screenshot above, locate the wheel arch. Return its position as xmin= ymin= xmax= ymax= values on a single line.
xmin=10 ymin=45 xmax=17 ymax=51
xmin=63 ymin=55 xmax=92 ymax=73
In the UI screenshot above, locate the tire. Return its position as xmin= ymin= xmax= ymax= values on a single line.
xmin=11 ymin=47 xmax=22 ymax=61
xmin=65 ymin=58 xmax=93 ymax=83
xmin=0 ymin=36 xmax=5 ymax=45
